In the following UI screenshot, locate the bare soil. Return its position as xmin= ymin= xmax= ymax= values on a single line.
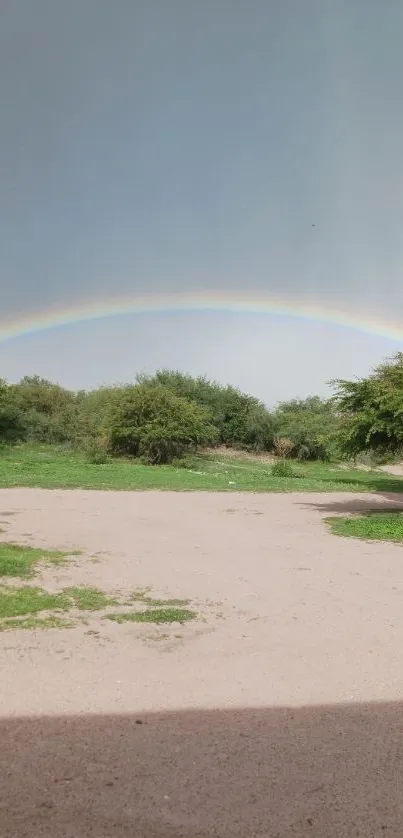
xmin=1 ymin=487 xmax=403 ymax=837
xmin=380 ymin=462 xmax=403 ymax=477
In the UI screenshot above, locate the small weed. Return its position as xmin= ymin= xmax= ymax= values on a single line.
xmin=143 ymin=597 xmax=191 ymax=607
xmin=325 ymin=511 xmax=403 ymax=543
xmin=0 ymin=542 xmax=74 ymax=578
xmin=107 ymin=608 xmax=197 ymax=624
xmin=131 ymin=589 xmax=190 ymax=608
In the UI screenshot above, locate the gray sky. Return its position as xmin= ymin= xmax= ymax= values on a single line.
xmin=1 ymin=0 xmax=402 ymax=404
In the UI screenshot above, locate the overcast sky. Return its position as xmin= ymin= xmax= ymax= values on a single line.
xmin=1 ymin=0 xmax=402 ymax=404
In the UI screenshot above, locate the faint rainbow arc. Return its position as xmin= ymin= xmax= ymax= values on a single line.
xmin=0 ymin=291 xmax=402 ymax=343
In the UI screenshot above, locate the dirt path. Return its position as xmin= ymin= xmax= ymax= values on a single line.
xmin=379 ymin=462 xmax=403 ymax=477
xmin=1 ymin=488 xmax=403 ymax=837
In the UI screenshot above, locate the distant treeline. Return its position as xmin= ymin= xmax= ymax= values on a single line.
xmin=1 ymin=355 xmax=402 ymax=465
xmin=0 ymin=371 xmax=342 ymax=464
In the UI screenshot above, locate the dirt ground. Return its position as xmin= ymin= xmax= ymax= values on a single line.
xmin=1 ymin=487 xmax=403 ymax=837
xmin=380 ymin=462 xmax=403 ymax=477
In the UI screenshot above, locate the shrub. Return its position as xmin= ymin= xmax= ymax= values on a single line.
xmin=169 ymin=456 xmax=198 ymax=469
xmin=12 ymin=376 xmax=75 ymax=416
xmin=296 ymin=439 xmax=330 ymax=462
xmin=137 ymin=370 xmax=274 ymax=452
xmin=107 ymin=384 xmax=217 ymax=464
xmin=332 ymin=353 xmax=403 ymax=457
xmin=0 ymin=380 xmax=25 ymax=444
xmin=273 ymin=396 xmax=340 ymax=461
xmin=273 ymin=436 xmax=294 ymax=459
xmin=10 ymin=377 xmax=86 ymax=446
xmin=84 ymin=439 xmax=109 ymax=464
xmin=296 ymin=444 xmax=310 ymax=461
xmin=20 ymin=408 xmax=83 ymax=445
xmin=242 ymin=403 xmax=275 ymax=452
xmin=271 ymin=460 xmax=296 ymax=478
xmin=76 ymin=386 xmax=123 ymax=440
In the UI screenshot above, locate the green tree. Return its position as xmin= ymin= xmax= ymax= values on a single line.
xmin=332 ymin=353 xmax=403 ymax=457
xmin=242 ymin=402 xmax=275 ymax=452
xmin=107 ymin=384 xmax=217 ymax=464
xmin=0 ymin=380 xmax=25 ymax=444
xmin=273 ymin=396 xmax=340 ymax=461
xmin=11 ymin=376 xmax=83 ymax=444
xmin=75 ymin=386 xmax=123 ymax=442
xmin=137 ymin=370 xmax=274 ymax=451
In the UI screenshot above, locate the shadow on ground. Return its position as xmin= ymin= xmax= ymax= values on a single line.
xmin=314 ymin=474 xmax=403 ymax=494
xmin=299 ymin=492 xmax=403 ymax=515
xmin=1 ymin=701 xmax=403 ymax=836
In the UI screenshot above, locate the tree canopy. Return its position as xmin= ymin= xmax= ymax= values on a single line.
xmin=333 ymin=352 xmax=403 ymax=457
xmin=3 ymin=356 xmax=401 ymax=465
xmin=137 ymin=370 xmax=275 ymax=452
xmin=0 ymin=379 xmax=25 ymax=444
xmin=107 ymin=383 xmax=217 ymax=463
xmin=273 ymin=396 xmax=340 ymax=461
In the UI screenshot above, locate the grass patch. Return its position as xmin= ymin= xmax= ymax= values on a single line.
xmin=0 ymin=443 xmax=402 ymax=494
xmin=0 ymin=616 xmax=73 ymax=631
xmin=0 ymin=542 xmax=75 ymax=578
xmin=64 ymin=586 xmax=118 ymax=610
xmin=325 ymin=511 xmax=403 ymax=543
xmin=0 ymin=586 xmax=71 ymax=619
xmin=0 ymin=585 xmax=117 ymax=620
xmin=0 ymin=577 xmax=195 ymax=631
xmin=107 ymin=607 xmax=197 ymax=624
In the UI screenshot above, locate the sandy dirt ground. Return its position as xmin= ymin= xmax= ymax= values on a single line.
xmin=380 ymin=462 xmax=403 ymax=477
xmin=1 ymin=487 xmax=403 ymax=837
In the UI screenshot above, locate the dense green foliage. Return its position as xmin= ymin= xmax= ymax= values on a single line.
xmin=9 ymin=376 xmax=84 ymax=445
xmin=0 ymin=371 xmax=286 ymax=463
xmin=108 ymin=383 xmax=217 ymax=463
xmin=0 ymin=379 xmax=25 ymax=443
xmin=2 ymin=353 xmax=402 ymax=465
xmin=138 ymin=370 xmax=275 ymax=452
xmin=273 ymin=396 xmax=340 ymax=461
xmin=333 ymin=352 xmax=403 ymax=458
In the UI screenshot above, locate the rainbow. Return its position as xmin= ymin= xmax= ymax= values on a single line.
xmin=0 ymin=290 xmax=402 ymax=344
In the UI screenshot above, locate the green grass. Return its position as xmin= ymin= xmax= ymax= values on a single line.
xmin=0 ymin=586 xmax=72 ymax=619
xmin=0 ymin=577 xmax=196 ymax=631
xmin=63 ymin=586 xmax=118 ymax=610
xmin=0 ymin=585 xmax=117 ymax=619
xmin=325 ymin=511 xmax=403 ymax=543
xmin=0 ymin=443 xmax=402 ymax=493
xmin=0 ymin=542 xmax=76 ymax=578
xmin=106 ymin=607 xmax=197 ymax=624
xmin=0 ymin=538 xmax=197 ymax=631
xmin=0 ymin=616 xmax=73 ymax=631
